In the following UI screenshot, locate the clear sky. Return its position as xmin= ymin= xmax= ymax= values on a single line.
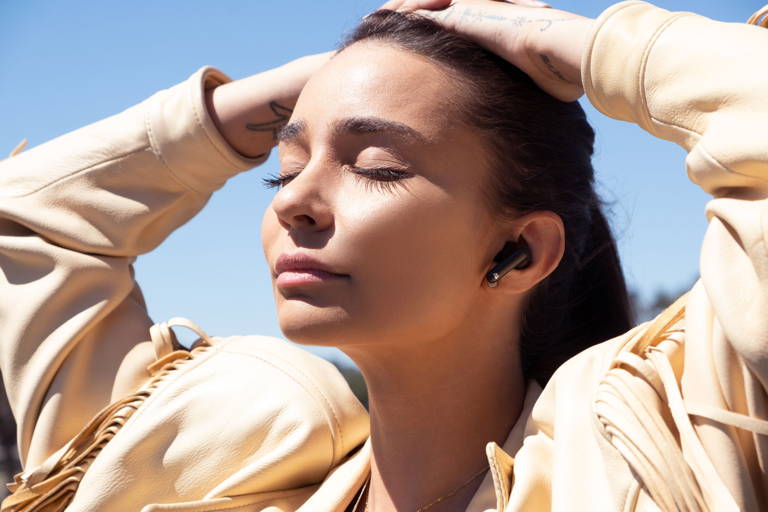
xmin=0 ymin=1 xmax=761 ymax=362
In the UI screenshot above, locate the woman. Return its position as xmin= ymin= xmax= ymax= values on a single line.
xmin=1 ymin=1 xmax=766 ymax=511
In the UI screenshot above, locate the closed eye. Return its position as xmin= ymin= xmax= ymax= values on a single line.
xmin=262 ymin=170 xmax=301 ymax=189
xmin=263 ymin=167 xmax=413 ymax=191
xmin=350 ymin=167 xmax=413 ymax=193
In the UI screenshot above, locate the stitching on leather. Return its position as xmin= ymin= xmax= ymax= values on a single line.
xmin=219 ymin=340 xmax=345 ymax=460
xmin=244 ymin=348 xmax=346 ymax=461
xmin=4 ymin=343 xmax=216 ymax=511
xmin=637 ymin=12 xmax=691 ymax=134
xmin=0 ymin=148 xmax=147 ymax=199
xmin=219 ymin=348 xmax=342 ymax=474
xmin=193 ymin=70 xmax=270 ymax=170
xmin=647 ymin=115 xmax=701 ymax=139
xmin=696 ymin=140 xmax=757 ymax=182
xmin=191 ymin=74 xmax=239 ymax=170
xmin=144 ymin=104 xmax=206 ymax=196
xmin=761 ymin=199 xmax=768 ymax=278
xmin=583 ymin=1 xmax=638 ymax=116
xmin=142 ymin=486 xmax=313 ymax=512
xmin=487 ymin=450 xmax=505 ymax=510
xmin=114 ymin=344 xmax=219 ymax=431
xmin=203 ymin=487 xmax=313 ymax=512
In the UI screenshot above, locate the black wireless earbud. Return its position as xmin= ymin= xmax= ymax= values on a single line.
xmin=485 ymin=241 xmax=532 ymax=288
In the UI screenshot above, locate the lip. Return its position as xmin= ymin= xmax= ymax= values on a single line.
xmin=274 ymin=252 xmax=349 ymax=287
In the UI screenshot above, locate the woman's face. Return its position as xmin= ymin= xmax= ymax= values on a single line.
xmin=261 ymin=42 xmax=502 ymax=349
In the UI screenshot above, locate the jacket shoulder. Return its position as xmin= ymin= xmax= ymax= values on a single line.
xmin=62 ymin=333 xmax=370 ymax=509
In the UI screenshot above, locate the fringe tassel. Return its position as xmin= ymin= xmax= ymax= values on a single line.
xmin=747 ymin=5 xmax=768 ymax=27
xmin=1 ymin=343 xmax=211 ymax=512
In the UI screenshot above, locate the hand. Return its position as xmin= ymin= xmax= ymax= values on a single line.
xmin=376 ymin=0 xmax=594 ymax=102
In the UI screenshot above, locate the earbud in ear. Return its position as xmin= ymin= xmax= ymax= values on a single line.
xmin=485 ymin=241 xmax=531 ymax=288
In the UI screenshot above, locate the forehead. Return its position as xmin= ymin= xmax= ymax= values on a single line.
xmin=292 ymin=42 xmax=463 ymax=140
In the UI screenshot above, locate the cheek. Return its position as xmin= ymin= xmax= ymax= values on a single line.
xmin=260 ymin=205 xmax=278 ymax=257
xmin=339 ymin=186 xmax=488 ymax=341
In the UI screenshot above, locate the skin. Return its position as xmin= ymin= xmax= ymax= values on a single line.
xmin=261 ymin=42 xmax=564 ymax=511
xmin=382 ymin=0 xmax=594 ymax=102
xmin=205 ymin=1 xmax=595 ymax=509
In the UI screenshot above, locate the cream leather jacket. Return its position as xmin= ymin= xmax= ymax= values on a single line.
xmin=1 ymin=1 xmax=767 ymax=510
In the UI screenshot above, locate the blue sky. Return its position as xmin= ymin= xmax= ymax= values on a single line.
xmin=1 ymin=1 xmax=760 ymax=362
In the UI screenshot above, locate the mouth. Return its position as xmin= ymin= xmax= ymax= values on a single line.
xmin=274 ymin=252 xmax=349 ymax=288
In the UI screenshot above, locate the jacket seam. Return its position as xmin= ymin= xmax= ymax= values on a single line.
xmin=219 ymin=348 xmax=341 ymax=474
xmin=762 ymin=199 xmax=768 ymax=273
xmin=582 ymin=1 xmax=637 ymax=116
xmin=190 ymin=77 xmax=242 ymax=174
xmin=696 ymin=139 xmax=768 ymax=187
xmin=192 ymin=68 xmax=271 ymax=171
xmin=115 ymin=343 xmax=220 ymax=430
xmin=141 ymin=486 xmax=313 ymax=512
xmin=636 ymin=12 xmax=692 ymax=134
xmin=0 ymin=148 xmax=148 ymax=199
xmin=144 ymin=106 xmax=207 ymax=196
xmin=215 ymin=486 xmax=313 ymax=510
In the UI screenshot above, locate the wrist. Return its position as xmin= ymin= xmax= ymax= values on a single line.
xmin=205 ymin=52 xmax=332 ymax=159
xmin=522 ymin=15 xmax=595 ymax=101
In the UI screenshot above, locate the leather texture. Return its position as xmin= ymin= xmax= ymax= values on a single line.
xmin=1 ymin=1 xmax=768 ymax=510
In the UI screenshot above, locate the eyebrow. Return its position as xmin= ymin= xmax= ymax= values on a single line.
xmin=276 ymin=116 xmax=429 ymax=145
xmin=334 ymin=116 xmax=429 ymax=144
xmin=276 ymin=120 xmax=306 ymax=144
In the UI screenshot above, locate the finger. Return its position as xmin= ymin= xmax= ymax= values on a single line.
xmin=391 ymin=0 xmax=452 ymax=12
xmin=378 ymin=0 xmax=404 ymax=10
xmin=500 ymin=0 xmax=552 ymax=7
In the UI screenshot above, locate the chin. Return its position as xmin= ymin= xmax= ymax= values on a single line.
xmin=276 ymin=299 xmax=357 ymax=347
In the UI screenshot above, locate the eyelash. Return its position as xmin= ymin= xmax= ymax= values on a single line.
xmin=262 ymin=167 xmax=411 ymax=192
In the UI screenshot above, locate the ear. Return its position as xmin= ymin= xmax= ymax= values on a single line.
xmin=487 ymin=211 xmax=564 ymax=294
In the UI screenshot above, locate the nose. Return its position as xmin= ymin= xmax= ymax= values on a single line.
xmin=270 ymin=164 xmax=334 ymax=233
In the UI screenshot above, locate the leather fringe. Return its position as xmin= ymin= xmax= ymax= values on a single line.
xmin=747 ymin=5 xmax=768 ymax=27
xmin=1 ymin=343 xmax=211 ymax=512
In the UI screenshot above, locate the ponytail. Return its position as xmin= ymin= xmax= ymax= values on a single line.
xmin=520 ymin=205 xmax=633 ymax=385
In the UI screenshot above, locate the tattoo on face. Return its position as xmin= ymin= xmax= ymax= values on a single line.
xmin=538 ymin=54 xmax=569 ymax=83
xmin=246 ymin=101 xmax=293 ymax=141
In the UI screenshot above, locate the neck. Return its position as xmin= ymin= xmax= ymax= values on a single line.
xmin=344 ymin=310 xmax=525 ymax=511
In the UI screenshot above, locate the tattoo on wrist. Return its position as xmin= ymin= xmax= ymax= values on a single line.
xmin=535 ymin=18 xmax=577 ymax=32
xmin=429 ymin=5 xmax=575 ymax=33
xmin=538 ymin=54 xmax=569 ymax=83
xmin=246 ymin=101 xmax=293 ymax=141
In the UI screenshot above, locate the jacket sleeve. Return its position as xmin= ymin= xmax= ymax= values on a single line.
xmin=0 ymin=66 xmax=265 ymax=468
xmin=580 ymin=0 xmax=768 ymax=506
xmin=584 ymin=1 xmax=768 ymax=394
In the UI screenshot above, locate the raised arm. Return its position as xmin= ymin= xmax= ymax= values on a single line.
xmin=0 ymin=55 xmax=327 ymax=468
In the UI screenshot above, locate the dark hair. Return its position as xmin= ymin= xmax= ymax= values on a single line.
xmin=342 ymin=11 xmax=633 ymax=385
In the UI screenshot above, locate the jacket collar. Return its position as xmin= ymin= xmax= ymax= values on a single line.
xmin=466 ymin=382 xmax=543 ymax=512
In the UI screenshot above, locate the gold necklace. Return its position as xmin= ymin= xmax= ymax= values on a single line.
xmin=351 ymin=475 xmax=370 ymax=512
xmin=357 ymin=466 xmax=489 ymax=512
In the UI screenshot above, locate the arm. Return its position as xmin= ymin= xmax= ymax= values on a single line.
xmin=0 ymin=55 xmax=327 ymax=468
xmin=582 ymin=1 xmax=768 ymax=379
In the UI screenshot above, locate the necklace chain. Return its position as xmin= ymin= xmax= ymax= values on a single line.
xmin=353 ymin=466 xmax=489 ymax=512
